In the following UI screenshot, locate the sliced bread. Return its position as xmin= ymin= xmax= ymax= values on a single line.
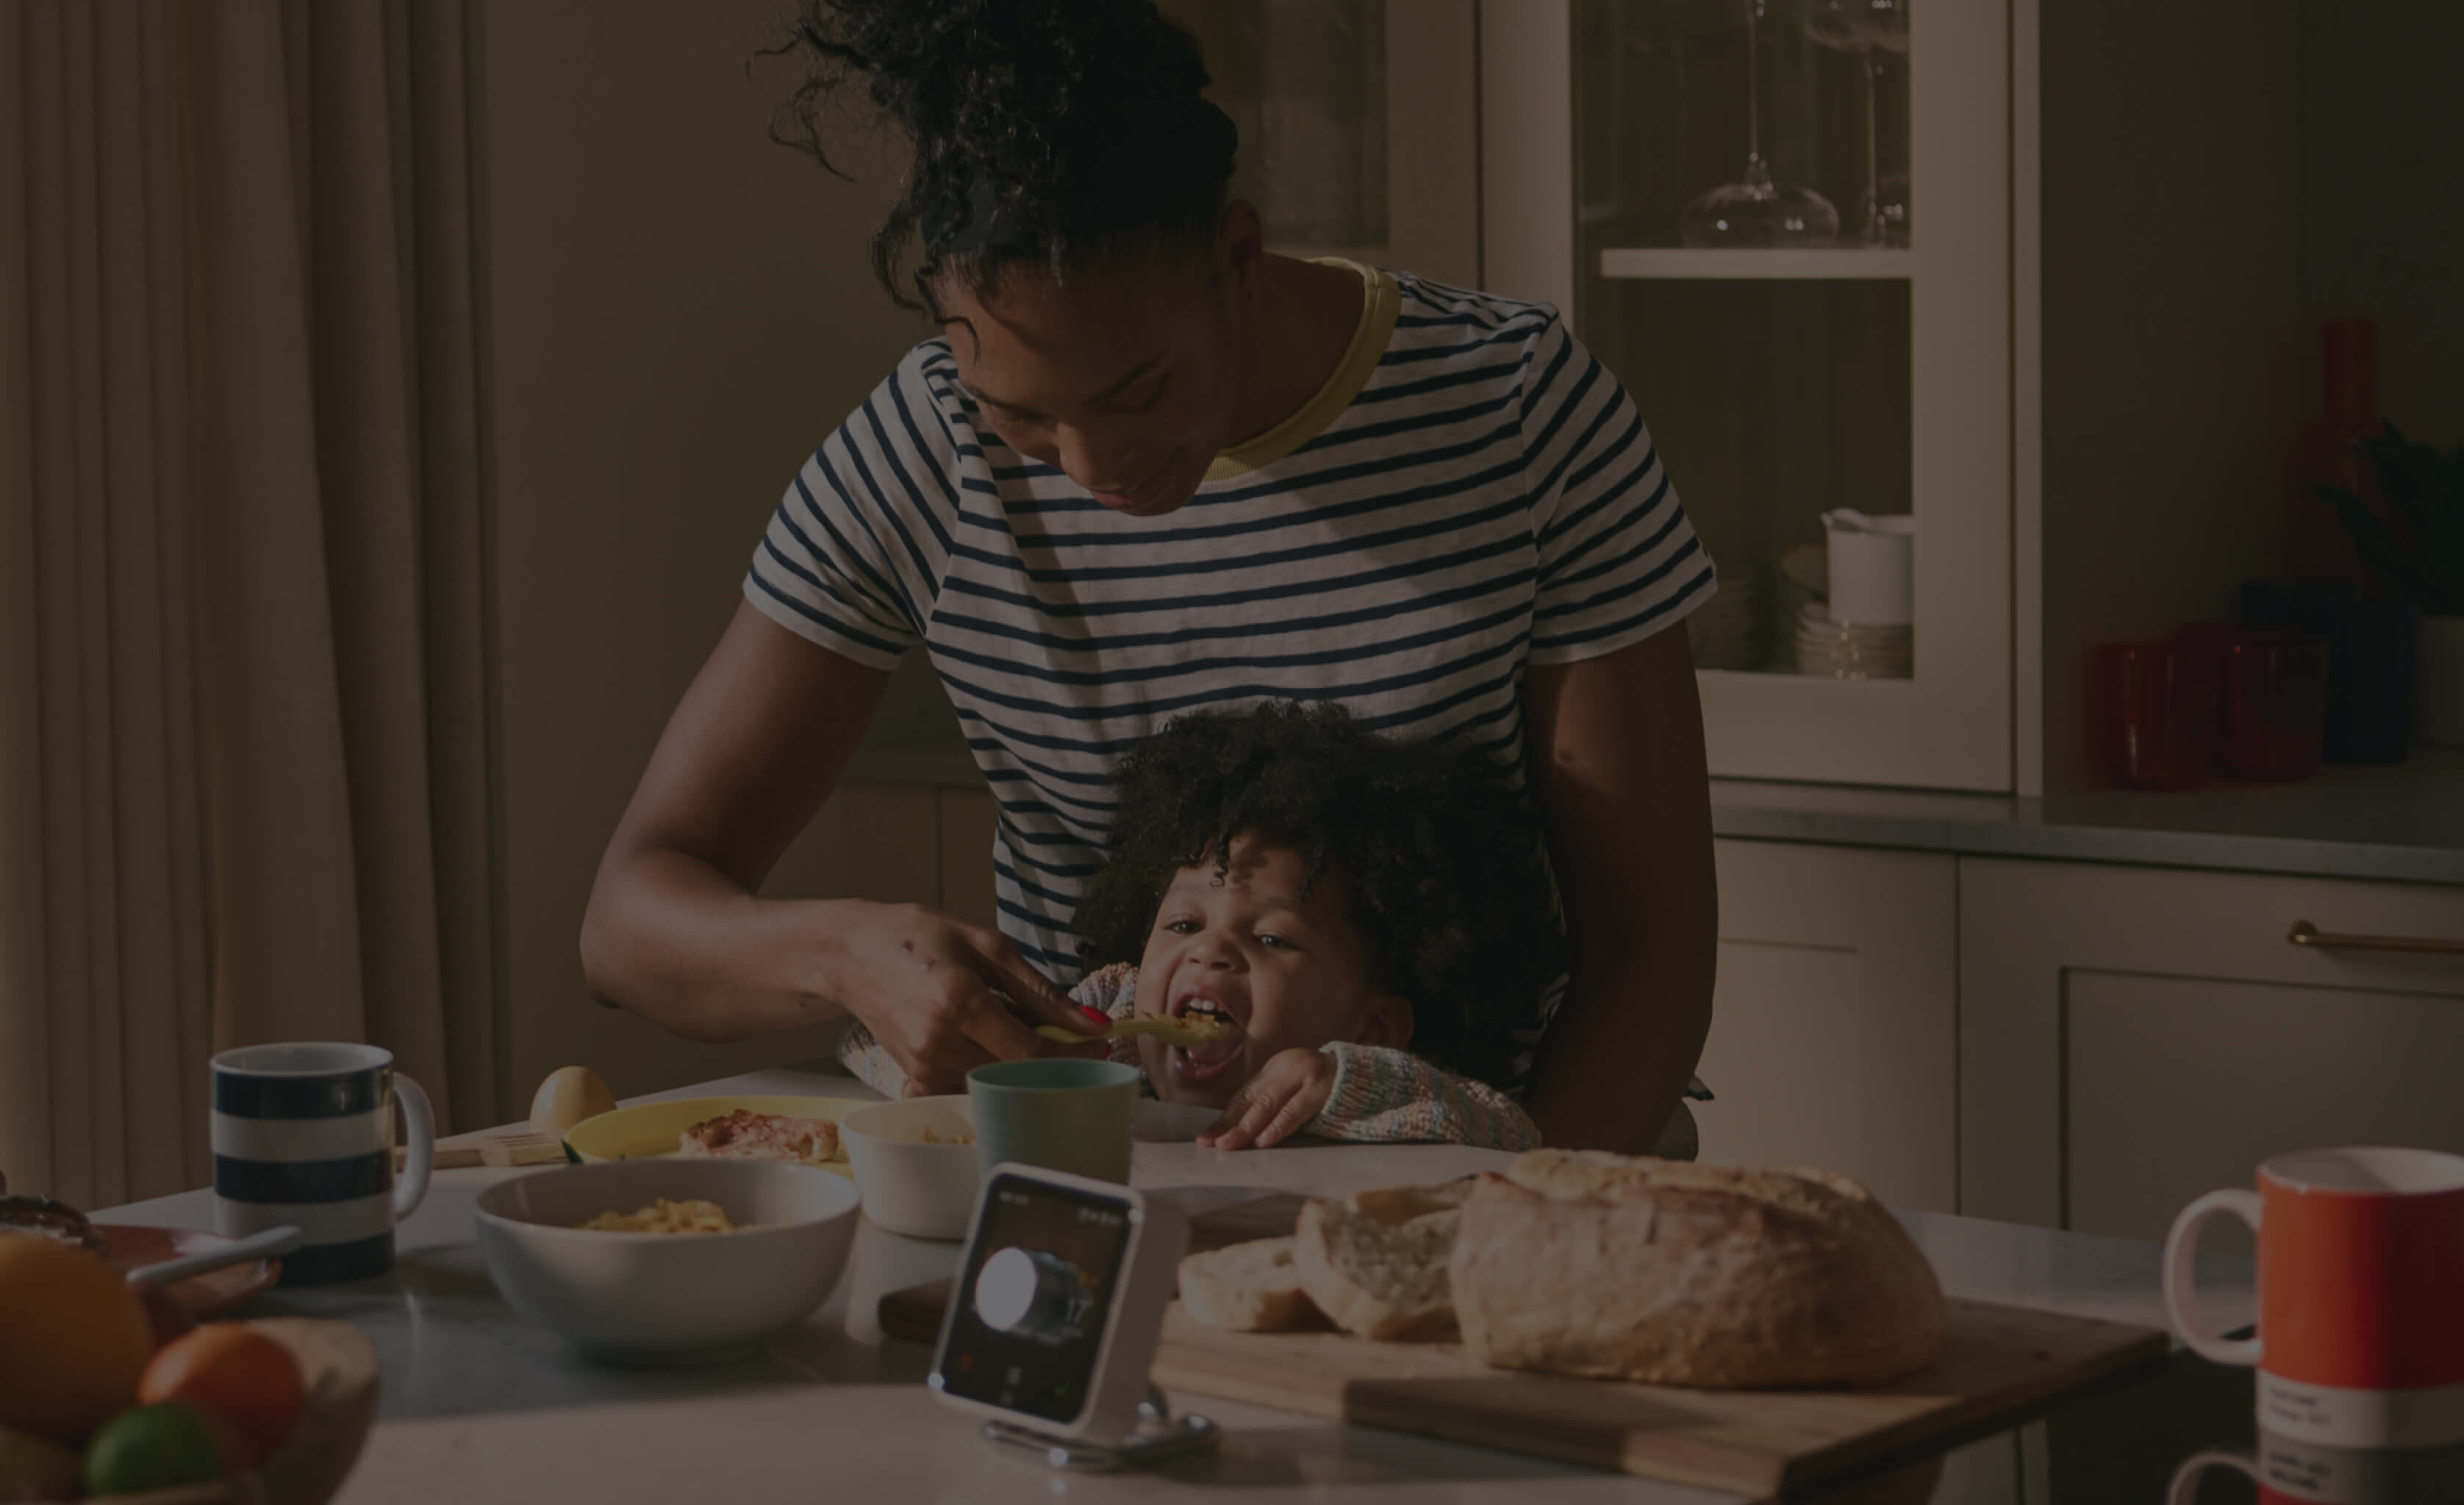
xmin=1177 ymin=1236 xmax=1318 ymax=1332
xmin=1345 ymin=1177 xmax=1475 ymax=1226
xmin=1293 ymin=1199 xmax=1459 ymax=1340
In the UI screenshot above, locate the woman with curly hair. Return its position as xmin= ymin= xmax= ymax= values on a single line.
xmin=844 ymin=703 xmax=1561 ymax=1149
xmin=581 ymin=0 xmax=1719 ymax=1155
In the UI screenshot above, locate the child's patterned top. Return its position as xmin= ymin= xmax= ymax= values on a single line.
xmin=836 ymin=962 xmax=1541 ymax=1152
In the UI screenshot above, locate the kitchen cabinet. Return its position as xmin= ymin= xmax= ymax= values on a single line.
xmin=1474 ymin=0 xmax=2317 ymax=796
xmin=936 ymin=788 xmax=1000 ymax=933
xmin=800 ymin=780 xmax=1003 ymax=934
xmin=799 ymin=781 xmax=941 ymax=909
xmin=1696 ymin=839 xmax=1958 ymax=1212
xmin=1158 ymin=0 xmax=1480 ymax=288
xmin=1960 ymin=858 xmax=2464 ymax=1240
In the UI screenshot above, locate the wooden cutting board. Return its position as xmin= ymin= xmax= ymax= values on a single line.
xmin=1151 ymin=1299 xmax=2164 ymax=1499
xmin=877 ymin=1190 xmax=2166 ymax=1499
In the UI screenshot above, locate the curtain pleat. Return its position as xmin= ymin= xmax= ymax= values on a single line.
xmin=403 ymin=0 xmax=499 ymax=1132
xmin=0 ymin=0 xmax=494 ymax=1206
xmin=0 ymin=1 xmax=54 ymax=1199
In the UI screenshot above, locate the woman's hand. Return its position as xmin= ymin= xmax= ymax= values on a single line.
xmin=1197 ymin=1048 xmax=1335 ymax=1150
xmin=829 ymin=902 xmax=1106 ymax=1095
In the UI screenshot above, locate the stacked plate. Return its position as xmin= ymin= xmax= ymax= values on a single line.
xmin=1794 ymin=603 xmax=1912 ymax=679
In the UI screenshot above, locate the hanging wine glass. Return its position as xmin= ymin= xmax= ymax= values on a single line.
xmin=1805 ymin=0 xmax=1909 ymax=247
xmin=1680 ymin=0 xmax=1840 ymax=248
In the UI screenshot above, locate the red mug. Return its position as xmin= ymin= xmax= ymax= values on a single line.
xmin=2094 ymin=640 xmax=2221 ymax=789
xmin=2169 ymin=1433 xmax=2464 ymax=1505
xmin=2218 ymin=631 xmax=2329 ymax=781
xmin=2166 ymin=1147 xmax=2464 ymax=1448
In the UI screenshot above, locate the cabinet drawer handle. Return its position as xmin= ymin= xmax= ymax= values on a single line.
xmin=2287 ymin=920 xmax=2464 ymax=956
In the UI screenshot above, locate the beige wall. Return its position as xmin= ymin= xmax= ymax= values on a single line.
xmin=476 ymin=1 xmax=931 ymax=1113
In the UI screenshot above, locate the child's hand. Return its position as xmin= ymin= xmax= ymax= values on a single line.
xmin=1197 ymin=1049 xmax=1335 ymax=1151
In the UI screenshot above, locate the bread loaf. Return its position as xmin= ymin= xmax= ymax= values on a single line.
xmin=1177 ymin=1237 xmax=1317 ymax=1332
xmin=1451 ymin=1150 xmax=1944 ymax=1387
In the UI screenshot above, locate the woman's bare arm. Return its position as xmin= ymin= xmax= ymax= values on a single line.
xmin=1517 ymin=624 xmax=1719 ymax=1152
xmin=580 ymin=602 xmax=1092 ymax=1082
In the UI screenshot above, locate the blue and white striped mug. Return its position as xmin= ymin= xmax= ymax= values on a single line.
xmin=210 ymin=1043 xmax=434 ymax=1286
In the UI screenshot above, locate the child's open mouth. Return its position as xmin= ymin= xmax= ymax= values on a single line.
xmin=1168 ymin=996 xmax=1245 ymax=1085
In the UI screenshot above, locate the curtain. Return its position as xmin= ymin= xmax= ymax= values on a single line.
xmin=0 ymin=0 xmax=497 ymax=1208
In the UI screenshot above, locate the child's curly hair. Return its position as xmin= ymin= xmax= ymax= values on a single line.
xmin=1072 ymin=703 xmax=1566 ymax=1087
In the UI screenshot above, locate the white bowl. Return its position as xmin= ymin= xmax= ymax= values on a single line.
xmin=474 ymin=1159 xmax=861 ymax=1362
xmin=839 ymin=1096 xmax=979 ymax=1240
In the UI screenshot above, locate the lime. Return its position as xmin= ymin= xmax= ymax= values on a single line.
xmin=80 ymin=1402 xmax=228 ymax=1495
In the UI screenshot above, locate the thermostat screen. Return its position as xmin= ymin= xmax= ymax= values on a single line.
xmin=936 ymin=1172 xmax=1136 ymax=1425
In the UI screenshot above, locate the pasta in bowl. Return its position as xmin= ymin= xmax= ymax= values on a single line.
xmin=474 ymin=1159 xmax=859 ymax=1362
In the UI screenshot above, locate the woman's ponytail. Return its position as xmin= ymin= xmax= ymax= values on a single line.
xmin=766 ymin=0 xmax=1238 ymax=310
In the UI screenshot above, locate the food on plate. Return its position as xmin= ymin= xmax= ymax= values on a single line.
xmin=0 ymin=1193 xmax=104 ymax=1252
xmin=1177 ymin=1237 xmax=1314 ymax=1332
xmin=0 ymin=1423 xmax=81 ymax=1502
xmin=1292 ymin=1199 xmax=1459 ymax=1341
xmin=529 ymin=1064 xmax=619 ymax=1138
xmin=917 ymin=1125 xmax=973 ymax=1146
xmin=78 ymin=1401 xmax=234 ymax=1497
xmin=138 ymin=1323 xmax=305 ymax=1467
xmin=0 ymin=1232 xmax=153 ymax=1443
xmin=1450 ymin=1149 xmax=1945 ymax=1387
xmin=677 ymin=1107 xmax=842 ymax=1165
xmin=579 ymin=1198 xmax=749 ymax=1235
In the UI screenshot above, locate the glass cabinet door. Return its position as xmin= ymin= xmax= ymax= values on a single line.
xmin=1161 ymin=0 xmax=1480 ymax=287
xmin=1486 ymin=0 xmax=2013 ymax=791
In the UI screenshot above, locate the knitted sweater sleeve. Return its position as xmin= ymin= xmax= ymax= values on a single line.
xmin=1303 ymin=1044 xmax=1542 ymax=1152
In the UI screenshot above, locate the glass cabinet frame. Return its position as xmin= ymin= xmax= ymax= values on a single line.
xmin=1483 ymin=0 xmax=2016 ymax=791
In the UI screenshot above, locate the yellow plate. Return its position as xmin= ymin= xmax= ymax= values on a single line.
xmin=561 ymin=1095 xmax=869 ymax=1180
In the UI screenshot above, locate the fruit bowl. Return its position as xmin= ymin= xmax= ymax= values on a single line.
xmin=40 ymin=1318 xmax=378 ymax=1505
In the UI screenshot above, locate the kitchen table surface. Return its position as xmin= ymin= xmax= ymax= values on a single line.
xmin=96 ymin=1066 xmax=2265 ymax=1504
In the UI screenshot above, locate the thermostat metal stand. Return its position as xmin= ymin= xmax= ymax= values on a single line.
xmin=981 ymin=1387 xmax=1220 ymax=1473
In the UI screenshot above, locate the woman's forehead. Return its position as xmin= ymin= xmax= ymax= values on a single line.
xmin=941 ymin=267 xmax=1197 ymax=400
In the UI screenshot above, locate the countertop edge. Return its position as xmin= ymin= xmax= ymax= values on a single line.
xmin=847 ymin=739 xmax=2464 ymax=886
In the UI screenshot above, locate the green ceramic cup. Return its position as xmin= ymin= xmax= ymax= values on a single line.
xmin=965 ymin=1059 xmax=1140 ymax=1185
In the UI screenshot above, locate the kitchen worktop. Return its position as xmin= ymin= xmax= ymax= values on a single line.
xmin=96 ymin=1066 xmax=2262 ymax=1504
xmin=856 ymin=729 xmax=2464 ymax=886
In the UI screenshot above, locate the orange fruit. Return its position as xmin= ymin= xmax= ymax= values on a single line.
xmin=137 ymin=1324 xmax=304 ymax=1466
xmin=0 ymin=1231 xmax=153 ymax=1443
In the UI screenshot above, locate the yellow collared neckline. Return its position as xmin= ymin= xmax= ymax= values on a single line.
xmin=1204 ymin=257 xmax=1400 ymax=483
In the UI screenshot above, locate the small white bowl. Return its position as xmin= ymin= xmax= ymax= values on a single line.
xmin=839 ymin=1096 xmax=980 ymax=1240
xmin=474 ymin=1159 xmax=860 ymax=1362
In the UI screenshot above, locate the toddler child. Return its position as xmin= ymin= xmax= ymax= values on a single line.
xmin=839 ymin=700 xmax=1565 ymax=1151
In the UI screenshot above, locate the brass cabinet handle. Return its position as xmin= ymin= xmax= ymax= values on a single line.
xmin=2287 ymin=920 xmax=2464 ymax=956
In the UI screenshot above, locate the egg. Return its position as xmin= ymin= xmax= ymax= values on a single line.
xmin=529 ymin=1066 xmax=617 ymax=1139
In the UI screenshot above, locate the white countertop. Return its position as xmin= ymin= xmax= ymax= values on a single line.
xmin=98 ymin=1067 xmax=2255 ymax=1504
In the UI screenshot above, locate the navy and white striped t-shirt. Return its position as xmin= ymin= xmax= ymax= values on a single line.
xmin=745 ymin=267 xmax=1715 ymax=991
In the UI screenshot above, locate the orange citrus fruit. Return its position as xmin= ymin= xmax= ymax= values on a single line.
xmin=0 ymin=1231 xmax=152 ymax=1443
xmin=137 ymin=1323 xmax=304 ymax=1465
